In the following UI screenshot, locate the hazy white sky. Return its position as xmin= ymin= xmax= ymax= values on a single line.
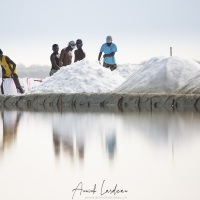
xmin=1 ymin=0 xmax=200 ymax=66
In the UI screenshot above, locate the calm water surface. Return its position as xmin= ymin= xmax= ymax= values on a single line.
xmin=0 ymin=110 xmax=200 ymax=200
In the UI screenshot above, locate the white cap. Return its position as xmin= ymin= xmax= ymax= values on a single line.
xmin=106 ymin=35 xmax=112 ymax=43
xmin=68 ymin=41 xmax=76 ymax=49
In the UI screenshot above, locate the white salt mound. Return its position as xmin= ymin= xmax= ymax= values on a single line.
xmin=115 ymin=57 xmax=200 ymax=93
xmin=114 ymin=63 xmax=143 ymax=79
xmin=174 ymin=70 xmax=200 ymax=94
xmin=28 ymin=59 xmax=126 ymax=94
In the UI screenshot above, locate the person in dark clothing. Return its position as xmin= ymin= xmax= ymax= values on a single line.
xmin=74 ymin=39 xmax=86 ymax=62
xmin=0 ymin=111 xmax=22 ymax=152
xmin=0 ymin=49 xmax=24 ymax=94
xmin=50 ymin=44 xmax=60 ymax=76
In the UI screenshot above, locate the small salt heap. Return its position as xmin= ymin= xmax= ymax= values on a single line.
xmin=28 ymin=59 xmax=129 ymax=94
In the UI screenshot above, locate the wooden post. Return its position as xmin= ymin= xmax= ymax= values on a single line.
xmin=170 ymin=47 xmax=172 ymax=57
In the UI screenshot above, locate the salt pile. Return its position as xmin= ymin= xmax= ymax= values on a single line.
xmin=174 ymin=70 xmax=200 ymax=94
xmin=28 ymin=59 xmax=137 ymax=94
xmin=114 ymin=63 xmax=142 ymax=79
xmin=115 ymin=57 xmax=200 ymax=94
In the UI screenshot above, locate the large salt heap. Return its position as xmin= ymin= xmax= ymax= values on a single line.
xmin=115 ymin=57 xmax=200 ymax=94
xmin=174 ymin=70 xmax=200 ymax=94
xmin=114 ymin=63 xmax=142 ymax=79
xmin=28 ymin=59 xmax=137 ymax=94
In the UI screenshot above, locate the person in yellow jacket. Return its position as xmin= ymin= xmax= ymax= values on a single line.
xmin=0 ymin=49 xmax=24 ymax=94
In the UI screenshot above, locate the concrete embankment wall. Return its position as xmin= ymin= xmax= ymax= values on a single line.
xmin=0 ymin=93 xmax=200 ymax=112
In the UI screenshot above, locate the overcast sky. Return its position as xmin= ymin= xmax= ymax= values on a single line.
xmin=1 ymin=0 xmax=200 ymax=66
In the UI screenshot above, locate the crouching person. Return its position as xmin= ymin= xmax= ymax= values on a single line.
xmin=0 ymin=49 xmax=24 ymax=94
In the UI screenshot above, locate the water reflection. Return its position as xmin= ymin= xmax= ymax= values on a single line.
xmin=105 ymin=130 xmax=117 ymax=159
xmin=0 ymin=110 xmax=200 ymax=160
xmin=1 ymin=110 xmax=200 ymax=200
xmin=52 ymin=118 xmax=85 ymax=160
xmin=51 ymin=113 xmax=117 ymax=161
xmin=0 ymin=111 xmax=22 ymax=152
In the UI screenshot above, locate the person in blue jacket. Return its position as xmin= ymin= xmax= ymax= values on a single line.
xmin=98 ymin=35 xmax=117 ymax=71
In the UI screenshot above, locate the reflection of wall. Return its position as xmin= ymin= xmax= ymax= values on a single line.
xmin=0 ymin=111 xmax=22 ymax=153
xmin=118 ymin=111 xmax=200 ymax=146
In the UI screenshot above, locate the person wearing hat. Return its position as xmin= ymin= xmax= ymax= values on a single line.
xmin=74 ymin=39 xmax=86 ymax=62
xmin=0 ymin=49 xmax=24 ymax=94
xmin=98 ymin=36 xmax=117 ymax=71
xmin=50 ymin=44 xmax=60 ymax=76
xmin=59 ymin=41 xmax=76 ymax=67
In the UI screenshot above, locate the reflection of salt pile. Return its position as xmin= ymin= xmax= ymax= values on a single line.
xmin=29 ymin=59 xmax=139 ymax=94
xmin=115 ymin=57 xmax=200 ymax=93
xmin=175 ymin=71 xmax=200 ymax=94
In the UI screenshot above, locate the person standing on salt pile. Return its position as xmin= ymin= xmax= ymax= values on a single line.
xmin=59 ymin=41 xmax=76 ymax=67
xmin=74 ymin=39 xmax=86 ymax=62
xmin=0 ymin=49 xmax=24 ymax=94
xmin=98 ymin=35 xmax=117 ymax=71
xmin=50 ymin=44 xmax=60 ymax=76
